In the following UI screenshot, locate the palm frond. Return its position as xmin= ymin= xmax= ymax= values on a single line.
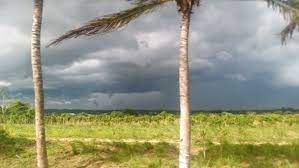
xmin=267 ymin=0 xmax=299 ymax=44
xmin=130 ymin=0 xmax=201 ymax=12
xmin=267 ymin=0 xmax=298 ymax=12
xmin=47 ymin=0 xmax=172 ymax=47
xmin=280 ymin=14 xmax=299 ymax=44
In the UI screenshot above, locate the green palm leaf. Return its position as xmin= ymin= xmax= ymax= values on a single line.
xmin=47 ymin=0 xmax=172 ymax=47
xmin=267 ymin=0 xmax=299 ymax=43
xmin=48 ymin=0 xmax=299 ymax=47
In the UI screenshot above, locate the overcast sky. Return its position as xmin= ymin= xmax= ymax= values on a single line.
xmin=1 ymin=0 xmax=299 ymax=110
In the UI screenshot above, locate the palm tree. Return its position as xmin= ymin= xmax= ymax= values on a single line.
xmin=46 ymin=0 xmax=298 ymax=167
xmin=31 ymin=0 xmax=48 ymax=167
xmin=48 ymin=0 xmax=199 ymax=167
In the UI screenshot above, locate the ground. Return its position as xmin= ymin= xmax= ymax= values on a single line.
xmin=0 ymin=112 xmax=299 ymax=167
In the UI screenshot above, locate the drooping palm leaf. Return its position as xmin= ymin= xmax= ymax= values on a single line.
xmin=48 ymin=0 xmax=297 ymax=47
xmin=267 ymin=0 xmax=299 ymax=43
xmin=268 ymin=0 xmax=299 ymax=12
xmin=47 ymin=0 xmax=172 ymax=47
xmin=127 ymin=0 xmax=200 ymax=12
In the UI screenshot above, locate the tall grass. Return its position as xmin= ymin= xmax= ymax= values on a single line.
xmin=1 ymin=110 xmax=298 ymax=127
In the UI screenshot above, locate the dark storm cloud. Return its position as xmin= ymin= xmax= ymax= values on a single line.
xmin=1 ymin=0 xmax=299 ymax=109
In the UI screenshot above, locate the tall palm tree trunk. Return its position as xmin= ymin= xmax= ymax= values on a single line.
xmin=179 ymin=11 xmax=191 ymax=168
xmin=31 ymin=0 xmax=48 ymax=167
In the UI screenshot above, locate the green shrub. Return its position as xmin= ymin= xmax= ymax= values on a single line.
xmin=0 ymin=127 xmax=11 ymax=144
xmin=0 ymin=102 xmax=298 ymax=126
xmin=70 ymin=141 xmax=98 ymax=155
xmin=0 ymin=101 xmax=34 ymax=124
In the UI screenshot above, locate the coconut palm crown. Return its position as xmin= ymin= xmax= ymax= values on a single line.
xmin=47 ymin=0 xmax=201 ymax=47
xmin=47 ymin=0 xmax=299 ymax=47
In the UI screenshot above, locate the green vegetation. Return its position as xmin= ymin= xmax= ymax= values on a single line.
xmin=0 ymin=101 xmax=34 ymax=124
xmin=1 ymin=102 xmax=298 ymax=126
xmin=290 ymin=0 xmax=299 ymax=8
xmin=0 ymin=101 xmax=299 ymax=167
xmin=0 ymin=130 xmax=298 ymax=168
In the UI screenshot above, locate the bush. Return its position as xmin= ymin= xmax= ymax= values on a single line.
xmin=0 ymin=101 xmax=34 ymax=124
xmin=6 ymin=101 xmax=33 ymax=116
xmin=0 ymin=127 xmax=10 ymax=144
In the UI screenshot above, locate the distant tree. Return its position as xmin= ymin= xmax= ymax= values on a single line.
xmin=6 ymin=101 xmax=32 ymax=115
xmin=4 ymin=101 xmax=35 ymax=123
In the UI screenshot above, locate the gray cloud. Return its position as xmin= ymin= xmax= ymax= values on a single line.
xmin=2 ymin=0 xmax=299 ymax=109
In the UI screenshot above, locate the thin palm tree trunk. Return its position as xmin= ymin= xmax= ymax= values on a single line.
xmin=31 ymin=0 xmax=48 ymax=167
xmin=179 ymin=11 xmax=191 ymax=168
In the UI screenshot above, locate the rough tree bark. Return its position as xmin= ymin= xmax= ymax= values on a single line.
xmin=31 ymin=0 xmax=48 ymax=167
xmin=178 ymin=11 xmax=192 ymax=168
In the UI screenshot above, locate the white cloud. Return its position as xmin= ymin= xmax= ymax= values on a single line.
xmin=60 ymin=59 xmax=101 ymax=74
xmin=190 ymin=58 xmax=214 ymax=70
xmin=135 ymin=30 xmax=176 ymax=49
xmin=0 ymin=26 xmax=28 ymax=57
xmin=215 ymin=51 xmax=233 ymax=61
xmin=87 ymin=91 xmax=163 ymax=109
xmin=275 ymin=63 xmax=299 ymax=87
xmin=46 ymin=59 xmax=102 ymax=76
xmin=3 ymin=0 xmax=299 ymax=109
xmin=225 ymin=73 xmax=247 ymax=82
xmin=0 ymin=81 xmax=11 ymax=87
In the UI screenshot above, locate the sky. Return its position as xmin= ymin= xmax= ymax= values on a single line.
xmin=1 ymin=0 xmax=299 ymax=110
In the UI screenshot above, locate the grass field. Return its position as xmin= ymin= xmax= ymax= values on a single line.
xmin=1 ymin=112 xmax=299 ymax=167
